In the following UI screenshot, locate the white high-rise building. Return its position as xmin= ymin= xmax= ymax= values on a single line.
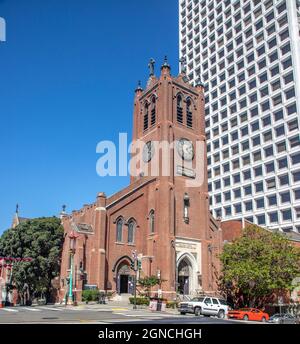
xmin=179 ymin=0 xmax=300 ymax=233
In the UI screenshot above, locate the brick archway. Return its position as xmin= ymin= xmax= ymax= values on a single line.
xmin=113 ymin=256 xmax=134 ymax=295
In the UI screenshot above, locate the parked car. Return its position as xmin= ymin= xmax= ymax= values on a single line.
xmin=228 ymin=308 xmax=269 ymax=322
xmin=178 ymin=296 xmax=229 ymax=318
xmin=268 ymin=313 xmax=299 ymax=324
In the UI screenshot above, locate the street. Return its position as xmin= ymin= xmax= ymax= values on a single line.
xmin=0 ymin=305 xmax=254 ymax=324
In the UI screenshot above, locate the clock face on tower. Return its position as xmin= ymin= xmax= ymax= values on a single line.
xmin=142 ymin=141 xmax=155 ymax=163
xmin=177 ymin=138 xmax=194 ymax=161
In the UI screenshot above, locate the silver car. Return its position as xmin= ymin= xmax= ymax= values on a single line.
xmin=268 ymin=313 xmax=299 ymax=324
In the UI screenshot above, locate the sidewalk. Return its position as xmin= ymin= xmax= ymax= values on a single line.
xmin=54 ymin=300 xmax=179 ymax=314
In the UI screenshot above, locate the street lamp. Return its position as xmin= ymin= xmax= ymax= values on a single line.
xmin=67 ymin=231 xmax=79 ymax=306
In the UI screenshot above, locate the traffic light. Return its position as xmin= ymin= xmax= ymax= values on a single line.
xmin=130 ymin=261 xmax=135 ymax=270
xmin=137 ymin=259 xmax=142 ymax=270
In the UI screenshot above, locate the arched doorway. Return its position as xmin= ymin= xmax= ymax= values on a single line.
xmin=177 ymin=257 xmax=193 ymax=295
xmin=116 ymin=261 xmax=134 ymax=295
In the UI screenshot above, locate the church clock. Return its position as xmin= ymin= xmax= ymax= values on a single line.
xmin=177 ymin=138 xmax=194 ymax=161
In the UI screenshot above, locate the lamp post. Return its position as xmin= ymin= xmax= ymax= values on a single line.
xmin=67 ymin=231 xmax=78 ymax=306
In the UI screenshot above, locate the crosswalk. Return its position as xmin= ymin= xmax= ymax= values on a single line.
xmin=0 ymin=306 xmax=128 ymax=313
xmin=0 ymin=308 xmax=18 ymax=312
xmin=0 ymin=306 xmax=97 ymax=313
xmin=0 ymin=306 xmax=178 ymax=317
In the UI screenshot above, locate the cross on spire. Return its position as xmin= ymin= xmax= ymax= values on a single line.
xmin=161 ymin=55 xmax=171 ymax=70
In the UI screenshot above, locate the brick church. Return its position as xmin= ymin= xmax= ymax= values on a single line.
xmin=59 ymin=58 xmax=223 ymax=301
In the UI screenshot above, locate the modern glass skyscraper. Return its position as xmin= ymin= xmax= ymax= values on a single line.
xmin=179 ymin=0 xmax=300 ymax=232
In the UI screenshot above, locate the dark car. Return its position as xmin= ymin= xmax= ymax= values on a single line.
xmin=268 ymin=313 xmax=298 ymax=324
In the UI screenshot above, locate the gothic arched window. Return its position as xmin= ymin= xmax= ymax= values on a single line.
xmin=186 ymin=98 xmax=193 ymax=128
xmin=150 ymin=96 xmax=156 ymax=126
xmin=127 ymin=219 xmax=136 ymax=244
xmin=149 ymin=210 xmax=155 ymax=233
xmin=116 ymin=218 xmax=123 ymax=242
xmin=177 ymin=95 xmax=183 ymax=124
xmin=144 ymin=103 xmax=149 ymax=131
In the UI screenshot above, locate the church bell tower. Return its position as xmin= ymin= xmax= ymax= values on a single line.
xmin=129 ymin=57 xmax=216 ymax=296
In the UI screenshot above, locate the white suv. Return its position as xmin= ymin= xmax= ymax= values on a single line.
xmin=178 ymin=296 xmax=228 ymax=319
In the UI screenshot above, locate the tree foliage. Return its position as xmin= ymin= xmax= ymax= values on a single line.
xmin=138 ymin=276 xmax=160 ymax=297
xmin=0 ymin=217 xmax=64 ymax=302
xmin=219 ymin=225 xmax=300 ymax=308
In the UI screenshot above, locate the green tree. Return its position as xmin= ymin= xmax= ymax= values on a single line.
xmin=138 ymin=276 xmax=160 ymax=297
xmin=0 ymin=217 xmax=64 ymax=304
xmin=219 ymin=225 xmax=300 ymax=308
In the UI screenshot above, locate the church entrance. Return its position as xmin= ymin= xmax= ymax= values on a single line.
xmin=120 ymin=275 xmax=129 ymax=294
xmin=116 ymin=261 xmax=134 ymax=295
xmin=177 ymin=257 xmax=192 ymax=295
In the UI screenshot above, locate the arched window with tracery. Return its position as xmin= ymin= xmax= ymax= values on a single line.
xmin=127 ymin=219 xmax=136 ymax=244
xmin=116 ymin=218 xmax=123 ymax=242
xmin=149 ymin=210 xmax=155 ymax=233
xmin=186 ymin=98 xmax=193 ymax=128
xmin=177 ymin=95 xmax=183 ymax=124
xmin=150 ymin=96 xmax=156 ymax=126
xmin=143 ymin=103 xmax=149 ymax=131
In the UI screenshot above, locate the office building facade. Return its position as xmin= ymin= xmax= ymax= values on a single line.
xmin=179 ymin=0 xmax=300 ymax=232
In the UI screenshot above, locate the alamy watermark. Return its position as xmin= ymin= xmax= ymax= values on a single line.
xmin=0 ymin=16 xmax=6 ymax=42
xmin=96 ymin=133 xmax=206 ymax=188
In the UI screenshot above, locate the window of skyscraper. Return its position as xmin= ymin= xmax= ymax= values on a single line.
xmin=255 ymin=181 xmax=264 ymax=193
xmin=280 ymin=191 xmax=291 ymax=204
xmin=268 ymin=195 xmax=277 ymax=206
xmin=278 ymin=157 xmax=288 ymax=169
xmin=245 ymin=200 xmax=253 ymax=211
xmin=282 ymin=209 xmax=292 ymax=221
xmin=293 ymin=171 xmax=300 ymax=183
xmin=269 ymin=212 xmax=278 ymax=223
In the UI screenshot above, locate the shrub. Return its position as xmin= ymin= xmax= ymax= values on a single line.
xmin=166 ymin=301 xmax=178 ymax=309
xmin=129 ymin=297 xmax=150 ymax=306
xmin=82 ymin=289 xmax=100 ymax=302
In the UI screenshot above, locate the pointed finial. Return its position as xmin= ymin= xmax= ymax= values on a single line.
xmin=179 ymin=56 xmax=187 ymax=74
xmin=60 ymin=205 xmax=67 ymax=219
xmin=195 ymin=74 xmax=205 ymax=89
xmin=148 ymin=58 xmax=155 ymax=76
xmin=16 ymin=204 xmax=19 ymax=214
xmin=135 ymin=80 xmax=143 ymax=93
xmin=161 ymin=55 xmax=171 ymax=70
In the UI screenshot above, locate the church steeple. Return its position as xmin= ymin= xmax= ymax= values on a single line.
xmin=12 ymin=203 xmax=29 ymax=229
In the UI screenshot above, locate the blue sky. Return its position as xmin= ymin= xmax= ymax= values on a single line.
xmin=0 ymin=0 xmax=179 ymax=233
